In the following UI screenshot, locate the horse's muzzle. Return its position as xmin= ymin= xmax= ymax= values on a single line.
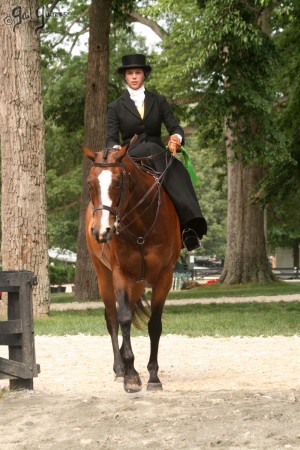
xmin=92 ymin=226 xmax=114 ymax=244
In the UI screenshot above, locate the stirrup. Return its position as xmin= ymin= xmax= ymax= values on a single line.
xmin=182 ymin=228 xmax=203 ymax=253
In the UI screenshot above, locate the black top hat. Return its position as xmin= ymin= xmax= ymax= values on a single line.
xmin=117 ymin=54 xmax=152 ymax=76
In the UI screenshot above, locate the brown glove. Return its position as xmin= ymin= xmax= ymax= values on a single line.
xmin=167 ymin=134 xmax=181 ymax=156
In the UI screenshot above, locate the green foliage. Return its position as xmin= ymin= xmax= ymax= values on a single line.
xmin=49 ymin=261 xmax=75 ymax=285
xmin=44 ymin=55 xmax=87 ymax=132
xmin=261 ymin=1 xmax=300 ymax=247
xmin=41 ymin=12 xmax=150 ymax=251
xmin=47 ymin=207 xmax=80 ymax=252
xmin=266 ymin=184 xmax=300 ymax=250
xmin=142 ymin=0 xmax=299 ymax=251
xmin=41 ymin=0 xmax=89 ymax=49
xmin=42 ymin=35 xmax=86 ymax=251
xmin=112 ymin=0 xmax=136 ymax=23
xmin=180 ymin=137 xmax=227 ymax=258
xmin=46 ymin=167 xmax=82 ymax=208
xmin=37 ymin=0 xmax=299 ymax=256
xmin=46 ymin=166 xmax=82 ymax=251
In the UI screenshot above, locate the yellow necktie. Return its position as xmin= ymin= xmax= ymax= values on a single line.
xmin=138 ymin=103 xmax=144 ymax=119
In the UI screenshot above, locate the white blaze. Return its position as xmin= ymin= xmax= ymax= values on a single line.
xmin=98 ymin=170 xmax=113 ymax=235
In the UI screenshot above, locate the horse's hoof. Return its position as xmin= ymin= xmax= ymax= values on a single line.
xmin=114 ymin=375 xmax=124 ymax=383
xmin=124 ymin=376 xmax=142 ymax=393
xmin=147 ymin=382 xmax=163 ymax=391
xmin=125 ymin=385 xmax=142 ymax=393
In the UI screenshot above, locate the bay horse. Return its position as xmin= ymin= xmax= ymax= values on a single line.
xmin=82 ymin=140 xmax=181 ymax=393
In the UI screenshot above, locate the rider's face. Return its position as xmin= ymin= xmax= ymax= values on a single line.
xmin=124 ymin=68 xmax=145 ymax=90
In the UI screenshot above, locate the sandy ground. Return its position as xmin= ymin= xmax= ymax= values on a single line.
xmin=1 ymin=295 xmax=300 ymax=449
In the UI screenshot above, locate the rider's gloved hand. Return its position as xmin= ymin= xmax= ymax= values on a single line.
xmin=167 ymin=134 xmax=182 ymax=156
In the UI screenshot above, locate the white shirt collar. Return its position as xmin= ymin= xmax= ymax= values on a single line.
xmin=126 ymin=85 xmax=145 ymax=109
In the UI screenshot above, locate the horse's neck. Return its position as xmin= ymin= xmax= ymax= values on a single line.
xmin=124 ymin=159 xmax=158 ymax=219
xmin=127 ymin=158 xmax=155 ymax=198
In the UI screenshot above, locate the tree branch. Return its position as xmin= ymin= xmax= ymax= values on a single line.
xmin=48 ymin=200 xmax=80 ymax=213
xmin=128 ymin=11 xmax=167 ymax=40
xmin=44 ymin=0 xmax=61 ymax=26
xmin=273 ymin=94 xmax=289 ymax=109
xmin=50 ymin=6 xmax=90 ymax=49
xmin=167 ymin=93 xmax=205 ymax=105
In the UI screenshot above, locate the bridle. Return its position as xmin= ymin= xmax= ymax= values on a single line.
xmin=91 ymin=159 xmax=127 ymax=220
xmin=91 ymin=153 xmax=163 ymax=238
xmin=89 ymin=150 xmax=173 ymax=279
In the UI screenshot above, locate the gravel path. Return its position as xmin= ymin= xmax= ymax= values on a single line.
xmin=50 ymin=293 xmax=300 ymax=310
xmin=1 ymin=334 xmax=300 ymax=449
xmin=1 ymin=293 xmax=300 ymax=449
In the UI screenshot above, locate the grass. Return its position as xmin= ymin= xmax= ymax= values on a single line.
xmin=166 ymin=280 xmax=300 ymax=300
xmin=50 ymin=280 xmax=300 ymax=303
xmin=164 ymin=301 xmax=300 ymax=337
xmin=34 ymin=300 xmax=300 ymax=337
xmin=1 ymin=281 xmax=298 ymax=338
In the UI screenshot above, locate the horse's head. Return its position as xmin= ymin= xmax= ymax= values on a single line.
xmin=82 ymin=144 xmax=129 ymax=244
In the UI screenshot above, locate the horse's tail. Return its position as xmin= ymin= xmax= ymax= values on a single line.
xmin=132 ymin=294 xmax=151 ymax=330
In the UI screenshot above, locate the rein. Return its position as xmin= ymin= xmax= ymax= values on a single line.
xmin=118 ymin=151 xmax=172 ymax=234
xmin=116 ymin=154 xmax=173 ymax=280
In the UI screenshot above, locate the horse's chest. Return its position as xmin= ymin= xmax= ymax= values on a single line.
xmin=116 ymin=246 xmax=144 ymax=268
xmin=115 ymin=244 xmax=166 ymax=277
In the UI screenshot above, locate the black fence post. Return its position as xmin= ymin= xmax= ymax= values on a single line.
xmin=0 ymin=271 xmax=40 ymax=390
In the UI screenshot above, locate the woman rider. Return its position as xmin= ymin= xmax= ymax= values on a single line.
xmin=106 ymin=54 xmax=207 ymax=251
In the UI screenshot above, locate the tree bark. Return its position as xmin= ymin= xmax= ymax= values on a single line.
xmin=220 ymin=137 xmax=275 ymax=284
xmin=219 ymin=6 xmax=276 ymax=284
xmin=74 ymin=0 xmax=112 ymax=300
xmin=0 ymin=0 xmax=50 ymax=316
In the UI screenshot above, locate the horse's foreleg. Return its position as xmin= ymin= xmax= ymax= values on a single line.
xmin=104 ymin=308 xmax=124 ymax=379
xmin=147 ymin=271 xmax=173 ymax=391
xmin=147 ymin=303 xmax=164 ymax=391
xmin=88 ymin=253 xmax=124 ymax=380
xmin=116 ymin=289 xmax=142 ymax=393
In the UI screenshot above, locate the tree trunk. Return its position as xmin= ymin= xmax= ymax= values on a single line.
xmin=74 ymin=0 xmax=112 ymax=300
xmin=0 ymin=1 xmax=50 ymax=316
xmin=219 ymin=7 xmax=276 ymax=285
xmin=220 ymin=144 xmax=275 ymax=284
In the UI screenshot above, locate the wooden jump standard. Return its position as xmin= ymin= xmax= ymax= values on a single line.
xmin=0 ymin=271 xmax=40 ymax=390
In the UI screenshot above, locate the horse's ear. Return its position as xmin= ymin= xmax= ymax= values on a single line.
xmin=116 ymin=145 xmax=128 ymax=161
xmin=116 ymin=134 xmax=138 ymax=161
xmin=128 ymin=134 xmax=138 ymax=148
xmin=79 ymin=144 xmax=97 ymax=161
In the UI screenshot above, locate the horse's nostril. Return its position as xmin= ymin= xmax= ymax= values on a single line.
xmin=103 ymin=228 xmax=111 ymax=239
xmin=91 ymin=227 xmax=99 ymax=239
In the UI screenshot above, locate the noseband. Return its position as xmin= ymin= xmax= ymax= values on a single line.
xmin=91 ymin=158 xmax=127 ymax=225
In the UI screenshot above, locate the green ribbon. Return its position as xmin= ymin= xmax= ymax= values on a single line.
xmin=166 ymin=146 xmax=200 ymax=186
xmin=180 ymin=147 xmax=201 ymax=186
